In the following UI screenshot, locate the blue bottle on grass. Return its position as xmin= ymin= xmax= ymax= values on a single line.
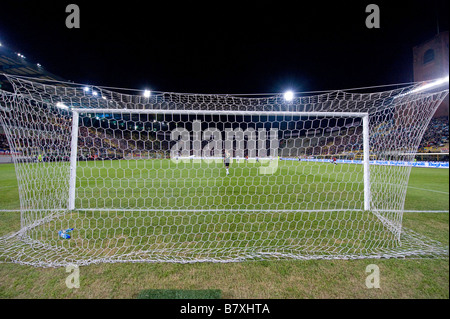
xmin=58 ymin=228 xmax=74 ymax=239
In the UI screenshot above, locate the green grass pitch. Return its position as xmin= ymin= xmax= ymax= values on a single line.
xmin=0 ymin=161 xmax=448 ymax=298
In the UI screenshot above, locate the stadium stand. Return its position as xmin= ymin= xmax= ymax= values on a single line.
xmin=418 ymin=116 xmax=449 ymax=152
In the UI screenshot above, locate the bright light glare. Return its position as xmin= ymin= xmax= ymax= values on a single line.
xmin=83 ymin=87 xmax=90 ymax=92
xmin=93 ymin=91 xmax=98 ymax=96
xmin=56 ymin=102 xmax=68 ymax=110
xmin=284 ymin=90 xmax=294 ymax=101
xmin=410 ymin=75 xmax=449 ymax=94
xmin=143 ymin=90 xmax=151 ymax=98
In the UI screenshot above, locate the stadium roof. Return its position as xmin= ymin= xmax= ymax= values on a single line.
xmin=0 ymin=42 xmax=65 ymax=91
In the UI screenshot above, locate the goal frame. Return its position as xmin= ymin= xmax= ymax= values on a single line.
xmin=68 ymin=109 xmax=371 ymax=212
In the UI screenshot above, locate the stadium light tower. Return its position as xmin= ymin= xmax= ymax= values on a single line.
xmin=284 ymin=90 xmax=294 ymax=102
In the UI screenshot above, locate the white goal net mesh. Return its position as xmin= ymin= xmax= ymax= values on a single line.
xmin=0 ymin=75 xmax=448 ymax=267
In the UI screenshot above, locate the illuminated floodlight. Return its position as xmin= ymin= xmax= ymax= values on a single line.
xmin=36 ymin=63 xmax=41 ymax=67
xmin=143 ymin=90 xmax=151 ymax=98
xmin=56 ymin=102 xmax=69 ymax=110
xmin=83 ymin=87 xmax=90 ymax=92
xmin=283 ymin=90 xmax=294 ymax=101
xmin=93 ymin=91 xmax=98 ymax=96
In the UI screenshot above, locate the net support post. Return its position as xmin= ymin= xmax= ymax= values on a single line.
xmin=68 ymin=110 xmax=79 ymax=211
xmin=362 ymin=114 xmax=371 ymax=211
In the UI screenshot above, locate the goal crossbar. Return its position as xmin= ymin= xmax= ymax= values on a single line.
xmin=72 ymin=109 xmax=368 ymax=118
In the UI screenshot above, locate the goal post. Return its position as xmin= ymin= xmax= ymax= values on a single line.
xmin=68 ymin=110 xmax=79 ymax=211
xmin=69 ymin=108 xmax=372 ymax=213
xmin=362 ymin=113 xmax=371 ymax=211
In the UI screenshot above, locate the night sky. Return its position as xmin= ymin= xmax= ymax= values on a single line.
xmin=0 ymin=0 xmax=448 ymax=94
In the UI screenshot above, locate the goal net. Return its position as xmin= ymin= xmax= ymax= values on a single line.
xmin=0 ymin=75 xmax=448 ymax=267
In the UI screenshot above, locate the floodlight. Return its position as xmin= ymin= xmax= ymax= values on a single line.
xmin=143 ymin=90 xmax=151 ymax=98
xmin=284 ymin=90 xmax=294 ymax=101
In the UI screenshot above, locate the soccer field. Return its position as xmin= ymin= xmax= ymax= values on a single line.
xmin=0 ymin=162 xmax=449 ymax=298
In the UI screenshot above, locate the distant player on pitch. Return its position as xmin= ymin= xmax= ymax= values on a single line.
xmin=224 ymin=150 xmax=231 ymax=175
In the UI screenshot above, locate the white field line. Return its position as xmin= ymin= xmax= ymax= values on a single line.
xmin=403 ymin=210 xmax=448 ymax=213
xmin=0 ymin=186 xmax=15 ymax=189
xmin=407 ymin=185 xmax=449 ymax=195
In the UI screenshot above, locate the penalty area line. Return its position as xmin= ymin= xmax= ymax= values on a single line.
xmin=407 ymin=186 xmax=449 ymax=195
xmin=403 ymin=210 xmax=449 ymax=213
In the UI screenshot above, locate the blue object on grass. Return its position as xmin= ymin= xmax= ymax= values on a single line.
xmin=58 ymin=228 xmax=74 ymax=239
